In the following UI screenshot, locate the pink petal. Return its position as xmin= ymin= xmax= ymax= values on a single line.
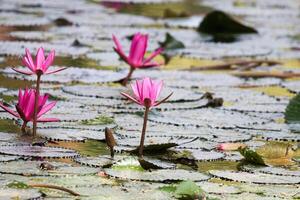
xmin=45 ymin=67 xmax=67 ymax=75
xmin=130 ymin=81 xmax=141 ymax=100
xmin=12 ymin=68 xmax=34 ymax=76
xmin=25 ymin=48 xmax=35 ymax=71
xmin=113 ymin=47 xmax=129 ymax=64
xmin=22 ymin=57 xmax=35 ymax=72
xmin=0 ymin=102 xmax=19 ymax=118
xmin=37 ymin=101 xmax=56 ymax=118
xmin=35 ymin=47 xmax=45 ymax=70
xmin=130 ymin=34 xmax=148 ymax=65
xmin=43 ymin=50 xmax=55 ymax=72
xmin=24 ymin=91 xmax=35 ymax=119
xmin=120 ymin=92 xmax=141 ymax=106
xmin=37 ymin=117 xmax=60 ymax=122
xmin=140 ymin=62 xmax=161 ymax=68
xmin=141 ymin=77 xmax=151 ymax=100
xmin=129 ymin=33 xmax=143 ymax=63
xmin=143 ymin=47 xmax=163 ymax=65
xmin=154 ymin=92 xmax=173 ymax=107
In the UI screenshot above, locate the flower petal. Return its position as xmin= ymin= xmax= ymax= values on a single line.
xmin=43 ymin=50 xmax=55 ymax=72
xmin=131 ymin=34 xmax=148 ymax=65
xmin=0 ymin=102 xmax=19 ymax=118
xmin=37 ymin=101 xmax=56 ymax=118
xmin=154 ymin=92 xmax=173 ymax=107
xmin=45 ymin=67 xmax=67 ymax=75
xmin=12 ymin=68 xmax=34 ymax=75
xmin=24 ymin=48 xmax=35 ymax=71
xmin=120 ymin=92 xmax=141 ymax=105
xmin=143 ymin=47 xmax=163 ymax=64
xmin=35 ymin=47 xmax=45 ymax=70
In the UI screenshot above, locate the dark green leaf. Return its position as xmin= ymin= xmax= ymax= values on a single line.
xmin=238 ymin=147 xmax=265 ymax=166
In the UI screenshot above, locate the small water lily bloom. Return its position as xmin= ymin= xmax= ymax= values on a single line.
xmin=0 ymin=88 xmax=58 ymax=133
xmin=113 ymin=33 xmax=163 ymax=69
xmin=121 ymin=77 xmax=172 ymax=108
xmin=216 ymin=143 xmax=246 ymax=151
xmin=120 ymin=77 xmax=172 ymax=157
xmin=113 ymin=33 xmax=163 ymax=85
xmin=12 ymin=47 xmax=66 ymax=76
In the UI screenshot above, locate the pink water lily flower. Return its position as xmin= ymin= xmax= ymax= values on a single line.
xmin=0 ymin=88 xmax=58 ymax=132
xmin=12 ymin=47 xmax=66 ymax=76
xmin=120 ymin=77 xmax=172 ymax=157
xmin=121 ymin=77 xmax=172 ymax=108
xmin=113 ymin=33 xmax=163 ymax=69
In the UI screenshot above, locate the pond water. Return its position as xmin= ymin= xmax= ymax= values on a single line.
xmin=0 ymin=0 xmax=299 ymax=199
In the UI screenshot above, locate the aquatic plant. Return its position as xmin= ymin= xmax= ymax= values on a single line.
xmin=121 ymin=77 xmax=172 ymax=157
xmin=113 ymin=33 xmax=163 ymax=85
xmin=0 ymin=88 xmax=58 ymax=133
xmin=12 ymin=48 xmax=66 ymax=136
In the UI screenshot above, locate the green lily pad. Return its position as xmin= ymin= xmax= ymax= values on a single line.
xmin=37 ymin=128 xmax=106 ymax=142
xmin=238 ymin=147 xmax=266 ymax=166
xmin=105 ymin=168 xmax=210 ymax=182
xmin=0 ymin=161 xmax=99 ymax=176
xmin=0 ymin=145 xmax=79 ymax=158
xmin=284 ymin=93 xmax=300 ymax=123
xmin=209 ymin=170 xmax=300 ymax=184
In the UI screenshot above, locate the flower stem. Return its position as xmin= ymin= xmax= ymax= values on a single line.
xmin=139 ymin=106 xmax=150 ymax=158
xmin=29 ymin=184 xmax=80 ymax=196
xmin=21 ymin=122 xmax=26 ymax=134
xmin=122 ymin=67 xmax=134 ymax=86
xmin=32 ymin=74 xmax=41 ymax=137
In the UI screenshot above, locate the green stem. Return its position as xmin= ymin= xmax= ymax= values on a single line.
xmin=32 ymin=74 xmax=41 ymax=137
xmin=139 ymin=106 xmax=150 ymax=158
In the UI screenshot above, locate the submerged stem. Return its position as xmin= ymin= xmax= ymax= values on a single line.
xmin=21 ymin=122 xmax=27 ymax=134
xmin=32 ymin=74 xmax=41 ymax=137
xmin=122 ymin=67 xmax=135 ymax=86
xmin=29 ymin=184 xmax=80 ymax=196
xmin=139 ymin=105 xmax=150 ymax=158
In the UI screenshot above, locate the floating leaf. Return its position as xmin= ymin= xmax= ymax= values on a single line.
xmin=0 ymin=188 xmax=42 ymax=199
xmin=209 ymin=170 xmax=300 ymax=184
xmin=174 ymin=180 xmax=205 ymax=199
xmin=0 ymin=161 xmax=98 ymax=176
xmin=284 ymin=93 xmax=300 ymax=123
xmin=37 ymin=128 xmax=106 ymax=142
xmin=241 ymin=164 xmax=300 ymax=177
xmin=159 ymin=33 xmax=185 ymax=50
xmin=238 ymin=147 xmax=266 ymax=166
xmin=0 ymin=145 xmax=79 ymax=158
xmin=198 ymin=10 xmax=257 ymax=34
xmin=105 ymin=168 xmax=210 ymax=182
xmin=74 ymin=156 xmax=117 ymax=168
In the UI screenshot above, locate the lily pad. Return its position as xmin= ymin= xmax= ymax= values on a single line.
xmin=138 ymin=157 xmax=176 ymax=169
xmin=116 ymin=136 xmax=194 ymax=153
xmin=198 ymin=10 xmax=257 ymax=34
xmin=148 ymin=108 xmax=266 ymax=129
xmin=241 ymin=164 xmax=300 ymax=177
xmin=74 ymin=156 xmax=116 ymax=168
xmin=0 ymin=154 xmax=21 ymax=162
xmin=209 ymin=170 xmax=300 ymax=184
xmin=2 ymin=67 xmax=126 ymax=84
xmin=284 ymin=93 xmax=300 ymax=123
xmin=105 ymin=168 xmax=210 ymax=182
xmin=0 ymin=161 xmax=98 ymax=176
xmin=0 ymin=188 xmax=42 ymax=200
xmin=37 ymin=128 xmax=105 ymax=142
xmin=0 ymin=145 xmax=79 ymax=158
